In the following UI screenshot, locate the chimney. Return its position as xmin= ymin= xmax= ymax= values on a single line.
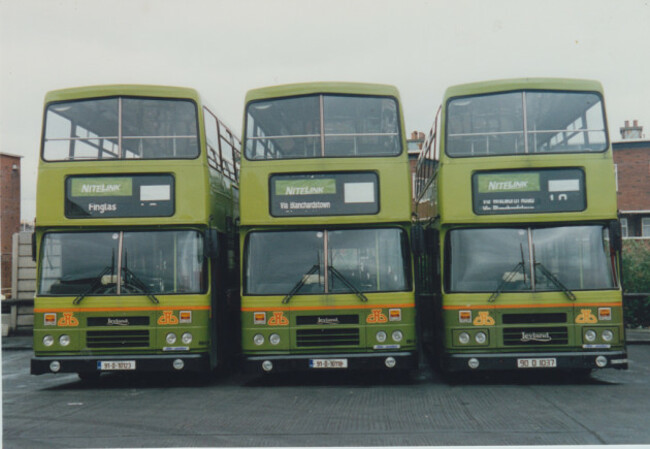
xmin=620 ymin=120 xmax=644 ymax=140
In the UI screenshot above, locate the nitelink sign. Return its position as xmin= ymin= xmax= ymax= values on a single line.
xmin=472 ymin=169 xmax=585 ymax=215
xmin=69 ymin=177 xmax=134 ymax=197
xmin=270 ymin=172 xmax=378 ymax=216
xmin=65 ymin=174 xmax=174 ymax=218
xmin=477 ymin=173 xmax=540 ymax=193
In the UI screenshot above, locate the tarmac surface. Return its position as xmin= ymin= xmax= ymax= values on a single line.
xmin=3 ymin=328 xmax=650 ymax=448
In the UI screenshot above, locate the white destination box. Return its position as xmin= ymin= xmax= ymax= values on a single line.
xmin=548 ymin=179 xmax=580 ymax=192
xmin=140 ymin=185 xmax=171 ymax=201
xmin=344 ymin=182 xmax=374 ymax=204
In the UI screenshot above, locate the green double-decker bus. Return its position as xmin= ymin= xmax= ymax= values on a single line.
xmin=31 ymin=85 xmax=240 ymax=379
xmin=240 ymin=82 xmax=417 ymax=373
xmin=414 ymin=78 xmax=628 ymax=373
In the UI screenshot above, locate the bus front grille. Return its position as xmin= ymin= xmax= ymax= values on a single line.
xmin=86 ymin=330 xmax=149 ymax=348
xmin=296 ymin=328 xmax=360 ymax=347
xmin=502 ymin=313 xmax=566 ymax=324
xmin=503 ymin=327 xmax=568 ymax=346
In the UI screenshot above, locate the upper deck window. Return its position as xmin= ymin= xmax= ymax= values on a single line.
xmin=446 ymin=90 xmax=607 ymax=157
xmin=245 ymin=94 xmax=401 ymax=160
xmin=43 ymin=97 xmax=199 ymax=161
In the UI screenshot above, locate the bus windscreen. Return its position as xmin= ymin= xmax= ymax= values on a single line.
xmin=447 ymin=225 xmax=616 ymax=293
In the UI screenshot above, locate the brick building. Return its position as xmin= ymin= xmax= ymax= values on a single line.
xmin=613 ymin=120 xmax=650 ymax=238
xmin=1 ymin=153 xmax=22 ymax=298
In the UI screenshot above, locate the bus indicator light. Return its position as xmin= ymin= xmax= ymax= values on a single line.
xmin=254 ymin=312 xmax=267 ymax=325
xmin=44 ymin=313 xmax=57 ymax=326
xmin=389 ymin=309 xmax=402 ymax=322
xmin=598 ymin=308 xmax=612 ymax=321
xmin=459 ymin=310 xmax=472 ymax=323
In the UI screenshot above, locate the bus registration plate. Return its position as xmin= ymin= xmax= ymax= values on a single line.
xmin=517 ymin=358 xmax=556 ymax=369
xmin=309 ymin=359 xmax=348 ymax=369
xmin=97 ymin=360 xmax=136 ymax=371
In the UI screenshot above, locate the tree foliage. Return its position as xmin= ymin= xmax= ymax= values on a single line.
xmin=622 ymin=240 xmax=650 ymax=328
xmin=622 ymin=240 xmax=650 ymax=293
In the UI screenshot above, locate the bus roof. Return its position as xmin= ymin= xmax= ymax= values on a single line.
xmin=44 ymin=84 xmax=201 ymax=104
xmin=244 ymin=81 xmax=401 ymax=103
xmin=443 ymin=78 xmax=604 ymax=100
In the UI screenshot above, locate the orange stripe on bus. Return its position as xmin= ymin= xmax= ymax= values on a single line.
xmin=33 ymin=305 xmax=211 ymax=313
xmin=442 ymin=302 xmax=622 ymax=311
xmin=241 ymin=303 xmax=415 ymax=312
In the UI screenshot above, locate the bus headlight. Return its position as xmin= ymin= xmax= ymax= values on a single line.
xmin=376 ymin=331 xmax=387 ymax=343
xmin=166 ymin=333 xmax=177 ymax=344
xmin=392 ymin=330 xmax=403 ymax=342
xmin=59 ymin=335 xmax=71 ymax=346
xmin=584 ymin=330 xmax=597 ymax=343
xmin=43 ymin=335 xmax=54 ymax=347
xmin=459 ymin=332 xmax=470 ymax=344
xmin=269 ymin=333 xmax=281 ymax=345
xmin=602 ymin=330 xmax=614 ymax=342
xmin=475 ymin=331 xmax=487 ymax=344
xmin=253 ymin=334 xmax=265 ymax=346
xmin=181 ymin=333 xmax=193 ymax=344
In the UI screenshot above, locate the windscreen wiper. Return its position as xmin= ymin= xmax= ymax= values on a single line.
xmin=121 ymin=266 xmax=160 ymax=304
xmin=488 ymin=261 xmax=525 ymax=303
xmin=534 ymin=262 xmax=577 ymax=301
xmin=72 ymin=266 xmax=114 ymax=305
xmin=73 ymin=250 xmax=116 ymax=305
xmin=488 ymin=243 xmax=528 ymax=303
xmin=328 ymin=266 xmax=368 ymax=302
xmin=282 ymin=264 xmax=321 ymax=304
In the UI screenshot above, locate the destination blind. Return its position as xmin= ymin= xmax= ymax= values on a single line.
xmin=472 ymin=168 xmax=586 ymax=215
xmin=270 ymin=172 xmax=379 ymax=216
xmin=65 ymin=174 xmax=175 ymax=218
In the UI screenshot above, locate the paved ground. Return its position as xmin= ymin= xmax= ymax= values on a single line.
xmin=3 ymin=332 xmax=650 ymax=448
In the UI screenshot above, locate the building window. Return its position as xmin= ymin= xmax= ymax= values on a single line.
xmin=642 ymin=217 xmax=650 ymax=237
xmin=621 ymin=218 xmax=628 ymax=238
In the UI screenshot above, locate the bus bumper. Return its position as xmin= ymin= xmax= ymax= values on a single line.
xmin=442 ymin=350 xmax=628 ymax=372
xmin=243 ymin=351 xmax=417 ymax=374
xmin=31 ymin=353 xmax=210 ymax=375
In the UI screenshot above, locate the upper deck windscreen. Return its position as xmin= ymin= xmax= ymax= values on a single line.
xmin=43 ymin=97 xmax=199 ymax=161
xmin=445 ymin=90 xmax=607 ymax=157
xmin=245 ymin=94 xmax=401 ymax=159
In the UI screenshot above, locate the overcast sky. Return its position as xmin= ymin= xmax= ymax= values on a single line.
xmin=2 ymin=0 xmax=649 ymax=222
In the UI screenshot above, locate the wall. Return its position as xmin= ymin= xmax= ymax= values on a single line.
xmin=1 ymin=154 xmax=22 ymax=298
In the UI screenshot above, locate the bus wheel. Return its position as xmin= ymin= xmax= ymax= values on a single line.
xmin=78 ymin=372 xmax=101 ymax=382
